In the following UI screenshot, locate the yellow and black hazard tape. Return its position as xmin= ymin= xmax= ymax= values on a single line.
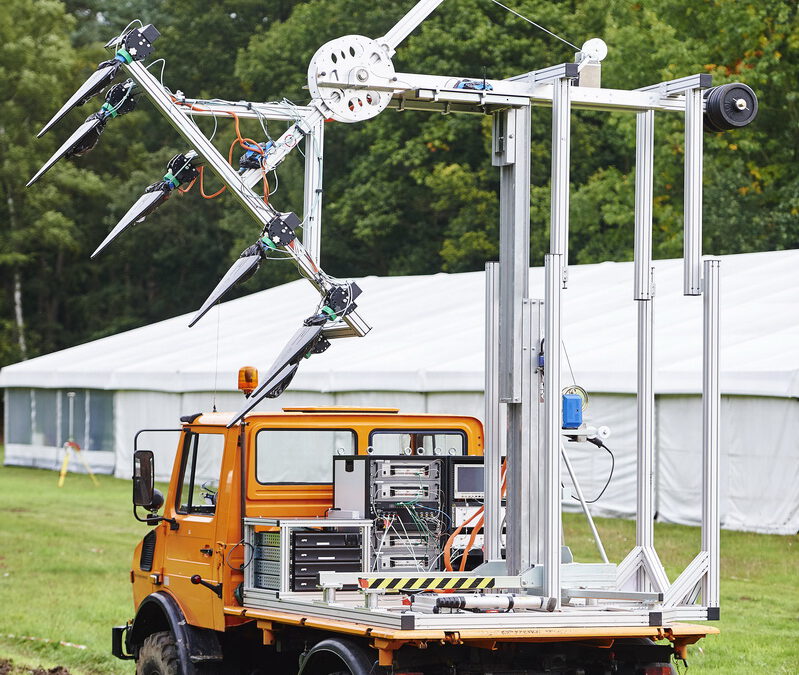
xmin=359 ymin=575 xmax=496 ymax=592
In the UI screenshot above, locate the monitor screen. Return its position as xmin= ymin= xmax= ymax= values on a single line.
xmin=454 ymin=464 xmax=484 ymax=498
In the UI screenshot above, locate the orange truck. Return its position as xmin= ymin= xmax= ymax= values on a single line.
xmin=112 ymin=404 xmax=715 ymax=675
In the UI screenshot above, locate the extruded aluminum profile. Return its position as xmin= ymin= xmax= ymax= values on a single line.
xmin=483 ymin=262 xmax=503 ymax=562
xmin=633 ymin=110 xmax=654 ymax=300
xmin=542 ymin=254 xmax=563 ymax=606
xmin=550 ymin=76 xmax=572 ymax=268
xmin=702 ymin=259 xmax=721 ymax=607
xmin=378 ymin=0 xmax=446 ymax=55
xmin=683 ymin=87 xmax=705 ymax=295
xmin=386 ymin=71 xmax=713 ymax=114
xmin=636 ymin=73 xmax=712 ymax=95
xmin=122 ymin=60 xmax=369 ymax=337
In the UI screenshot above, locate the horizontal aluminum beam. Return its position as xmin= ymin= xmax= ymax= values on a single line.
xmin=637 ymin=73 xmax=712 ymax=94
xmin=172 ymin=97 xmax=316 ymax=121
xmin=384 ymin=72 xmax=714 ymax=114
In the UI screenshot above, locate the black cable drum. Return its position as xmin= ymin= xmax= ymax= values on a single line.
xmin=703 ymin=83 xmax=758 ymax=132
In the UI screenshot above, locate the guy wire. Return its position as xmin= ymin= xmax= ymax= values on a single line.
xmin=488 ymin=0 xmax=579 ymax=51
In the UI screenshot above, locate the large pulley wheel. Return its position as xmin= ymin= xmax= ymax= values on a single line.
xmin=703 ymin=82 xmax=758 ymax=132
xmin=307 ymin=35 xmax=395 ymax=123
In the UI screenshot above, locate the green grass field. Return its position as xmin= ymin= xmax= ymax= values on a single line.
xmin=0 ymin=454 xmax=796 ymax=674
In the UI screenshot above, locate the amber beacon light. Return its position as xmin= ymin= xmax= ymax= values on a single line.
xmin=237 ymin=366 xmax=259 ymax=396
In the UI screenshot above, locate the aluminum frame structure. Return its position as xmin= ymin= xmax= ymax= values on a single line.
xmin=110 ymin=0 xmax=723 ymax=627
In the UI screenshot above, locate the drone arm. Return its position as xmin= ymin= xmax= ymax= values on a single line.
xmin=121 ymin=59 xmax=369 ymax=337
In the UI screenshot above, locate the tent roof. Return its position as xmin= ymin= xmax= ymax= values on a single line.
xmin=2 ymin=250 xmax=798 ymax=397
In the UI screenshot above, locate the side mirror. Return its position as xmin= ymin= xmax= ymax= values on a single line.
xmin=133 ymin=450 xmax=156 ymax=508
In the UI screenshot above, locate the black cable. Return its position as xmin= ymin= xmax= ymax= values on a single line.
xmin=575 ymin=438 xmax=615 ymax=504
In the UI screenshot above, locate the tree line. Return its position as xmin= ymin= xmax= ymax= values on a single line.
xmin=1 ymin=0 xmax=796 ymax=368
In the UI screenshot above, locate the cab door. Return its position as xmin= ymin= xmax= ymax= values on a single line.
xmin=163 ymin=429 xmax=226 ymax=630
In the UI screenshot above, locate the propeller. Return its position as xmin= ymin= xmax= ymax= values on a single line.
xmin=91 ymin=151 xmax=199 ymax=258
xmin=188 ymin=240 xmax=270 ymax=327
xmin=37 ymin=24 xmax=159 ymax=138
xmin=27 ymin=80 xmax=138 ymax=188
xmin=188 ymin=211 xmax=303 ymax=327
xmin=227 ymin=323 xmax=331 ymax=427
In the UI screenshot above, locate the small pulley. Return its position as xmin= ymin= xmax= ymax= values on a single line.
xmin=703 ymin=83 xmax=758 ymax=132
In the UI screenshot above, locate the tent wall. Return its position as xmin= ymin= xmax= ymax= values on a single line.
xmin=658 ymin=395 xmax=799 ymax=535
xmin=558 ymin=394 xmax=799 ymax=535
xmin=5 ymin=386 xmax=798 ymax=534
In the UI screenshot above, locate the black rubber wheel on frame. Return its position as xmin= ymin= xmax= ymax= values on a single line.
xmin=137 ymin=630 xmax=180 ymax=675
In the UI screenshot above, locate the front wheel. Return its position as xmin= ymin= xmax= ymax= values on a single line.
xmin=137 ymin=630 xmax=179 ymax=675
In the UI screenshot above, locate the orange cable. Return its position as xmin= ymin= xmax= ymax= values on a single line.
xmin=444 ymin=458 xmax=507 ymax=572
xmin=169 ymin=101 xmax=271 ymax=202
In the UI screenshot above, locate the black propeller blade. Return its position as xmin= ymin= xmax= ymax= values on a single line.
xmin=188 ymin=241 xmax=269 ymax=327
xmin=188 ymin=211 xmax=304 ymax=327
xmin=27 ymin=81 xmax=139 ymax=188
xmin=37 ymin=63 xmax=120 ymax=138
xmin=26 ymin=114 xmax=106 ymax=187
xmin=37 ymin=24 xmax=159 ymax=138
xmin=91 ymin=152 xmax=198 ymax=258
xmin=91 ymin=189 xmax=170 ymax=258
xmin=227 ymin=323 xmax=331 ymax=427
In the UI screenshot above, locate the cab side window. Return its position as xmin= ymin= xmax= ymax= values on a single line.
xmin=176 ymin=432 xmax=225 ymax=514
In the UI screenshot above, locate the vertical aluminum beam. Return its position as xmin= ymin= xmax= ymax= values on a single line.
xmin=636 ymin=301 xmax=655 ymax=571
xmin=634 ymin=109 xmax=656 ymax=591
xmin=483 ymin=262 xmax=503 ymax=562
xmin=492 ymin=105 xmax=532 ymax=576
xmin=634 ymin=111 xmax=654 ymax=301
xmin=702 ymin=259 xmax=721 ymax=608
xmin=543 ymin=254 xmax=563 ymax=604
xmin=302 ymin=116 xmax=325 ymax=265
xmin=507 ymin=299 xmax=542 ymax=573
xmin=683 ymin=88 xmax=704 ymax=296
xmin=495 ymin=107 xmax=531 ymax=403
xmin=550 ymin=77 xmax=572 ymax=271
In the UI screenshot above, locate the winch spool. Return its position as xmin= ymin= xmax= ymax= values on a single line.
xmin=703 ymin=82 xmax=758 ymax=132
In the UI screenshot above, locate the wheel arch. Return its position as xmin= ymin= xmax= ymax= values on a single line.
xmin=130 ymin=591 xmax=222 ymax=675
xmin=298 ymin=637 xmax=376 ymax=675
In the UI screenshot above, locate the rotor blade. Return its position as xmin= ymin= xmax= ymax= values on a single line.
xmin=27 ymin=117 xmax=105 ymax=187
xmin=90 ymin=190 xmax=169 ymax=258
xmin=188 ymin=254 xmax=262 ymax=327
xmin=37 ymin=63 xmax=118 ymax=138
xmin=226 ymin=324 xmax=324 ymax=427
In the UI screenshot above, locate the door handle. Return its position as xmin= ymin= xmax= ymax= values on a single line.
xmin=200 ymin=547 xmax=213 ymax=556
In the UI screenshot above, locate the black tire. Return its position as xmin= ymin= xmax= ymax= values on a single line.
xmin=137 ymin=630 xmax=180 ymax=675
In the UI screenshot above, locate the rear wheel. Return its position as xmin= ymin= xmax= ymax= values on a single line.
xmin=137 ymin=631 xmax=179 ymax=675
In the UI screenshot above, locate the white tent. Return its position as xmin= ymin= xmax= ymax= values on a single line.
xmin=3 ymin=249 xmax=798 ymax=533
